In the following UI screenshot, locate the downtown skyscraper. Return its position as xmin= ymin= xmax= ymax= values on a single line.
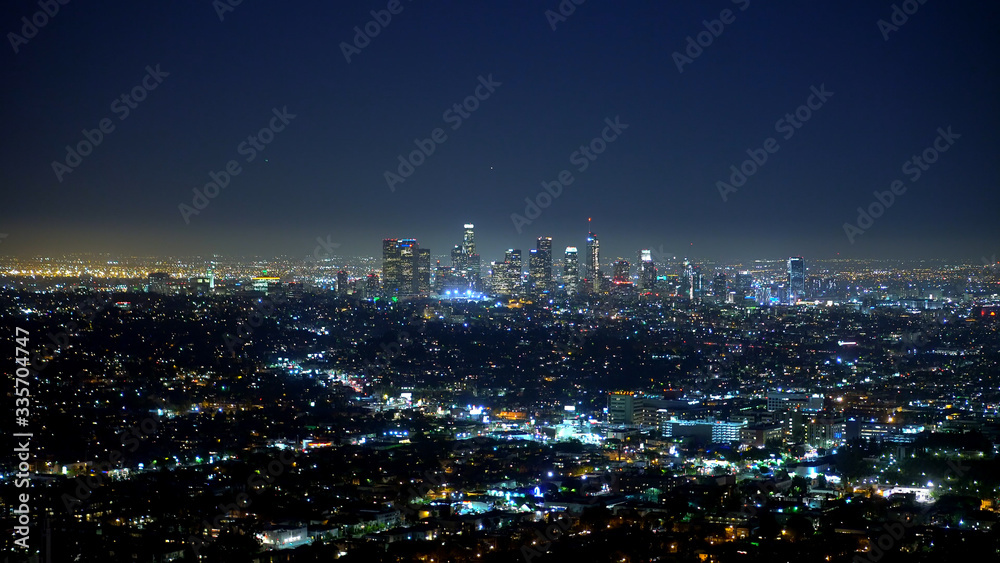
xmin=563 ymin=247 xmax=579 ymax=295
xmin=586 ymin=229 xmax=600 ymax=292
xmin=528 ymin=236 xmax=553 ymax=296
xmin=451 ymin=223 xmax=481 ymax=291
xmin=788 ymin=256 xmax=805 ymax=303
xmin=638 ymin=249 xmax=656 ymax=291
xmin=382 ymin=238 xmax=431 ymax=297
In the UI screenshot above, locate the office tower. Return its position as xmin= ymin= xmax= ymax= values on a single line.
xmin=608 ymin=392 xmax=635 ymax=425
xmin=528 ymin=249 xmax=543 ymax=296
xmin=451 ymin=245 xmax=465 ymax=272
xmin=612 ymin=259 xmax=630 ymax=283
xmin=712 ymin=273 xmax=727 ymax=302
xmin=586 ymin=229 xmax=600 ymax=291
xmin=382 ymin=239 xmax=403 ymax=296
xmin=382 ymin=238 xmax=429 ymax=297
xmin=365 ymin=274 xmax=380 ymax=299
xmin=416 ymin=248 xmax=431 ymax=296
xmin=638 ymin=249 xmax=656 ymax=291
xmin=399 ymin=239 xmax=417 ymax=296
xmin=537 ymin=236 xmax=553 ymax=292
xmin=147 ymin=272 xmax=171 ymax=294
xmin=506 ymin=249 xmax=522 ymax=295
xmin=564 ymin=247 xmax=579 ymax=295
xmin=529 ymin=236 xmax=553 ymax=296
xmin=337 ymin=271 xmax=348 ymax=297
xmin=492 ymin=249 xmax=522 ymax=296
xmin=453 ymin=223 xmax=481 ymax=292
xmin=788 ymin=256 xmax=805 ymax=302
xmin=682 ymin=259 xmax=703 ymax=299
xmin=735 ymin=271 xmax=753 ymax=303
xmin=463 ymin=223 xmax=476 ymax=256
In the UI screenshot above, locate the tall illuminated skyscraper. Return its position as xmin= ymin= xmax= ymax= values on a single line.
xmin=638 ymin=249 xmax=656 ymax=291
xmin=788 ymin=256 xmax=805 ymax=303
xmin=492 ymin=249 xmax=522 ymax=296
xmin=337 ymin=271 xmax=348 ymax=297
xmin=712 ymin=273 xmax=727 ymax=302
xmin=382 ymin=239 xmax=402 ymax=296
xmin=463 ymin=223 xmax=476 ymax=256
xmin=586 ymin=226 xmax=600 ymax=291
xmin=530 ymin=236 xmax=553 ymax=295
xmin=454 ymin=223 xmax=481 ymax=291
xmin=564 ymin=247 xmax=579 ymax=295
xmin=528 ymin=249 xmax=542 ymax=296
xmin=416 ymin=248 xmax=431 ymax=296
xmin=399 ymin=239 xmax=418 ymax=296
xmin=382 ymin=238 xmax=430 ymax=297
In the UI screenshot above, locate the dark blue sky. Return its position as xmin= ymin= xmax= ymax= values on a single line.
xmin=2 ymin=0 xmax=997 ymax=263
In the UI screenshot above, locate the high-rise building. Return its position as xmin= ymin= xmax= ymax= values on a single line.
xmin=528 ymin=249 xmax=543 ymax=296
xmin=382 ymin=239 xmax=403 ymax=296
xmin=337 ymin=271 xmax=348 ymax=297
xmin=492 ymin=249 xmax=522 ymax=296
xmin=612 ymin=259 xmax=630 ymax=283
xmin=463 ymin=223 xmax=476 ymax=256
xmin=712 ymin=273 xmax=727 ymax=302
xmin=382 ymin=238 xmax=430 ymax=297
xmin=416 ymin=249 xmax=431 ymax=296
xmin=536 ymin=236 xmax=552 ymax=292
xmin=638 ymin=250 xmax=656 ymax=291
xmin=682 ymin=259 xmax=702 ymax=300
xmin=735 ymin=271 xmax=753 ymax=303
xmin=586 ymin=230 xmax=600 ymax=291
xmin=366 ymin=274 xmax=380 ymax=298
xmin=399 ymin=239 xmax=418 ymax=296
xmin=527 ymin=237 xmax=553 ymax=296
xmin=563 ymin=247 xmax=579 ymax=295
xmin=451 ymin=223 xmax=481 ymax=292
xmin=451 ymin=245 xmax=465 ymax=272
xmin=788 ymin=256 xmax=805 ymax=303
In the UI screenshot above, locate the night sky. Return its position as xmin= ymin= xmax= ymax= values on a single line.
xmin=1 ymin=1 xmax=998 ymax=263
